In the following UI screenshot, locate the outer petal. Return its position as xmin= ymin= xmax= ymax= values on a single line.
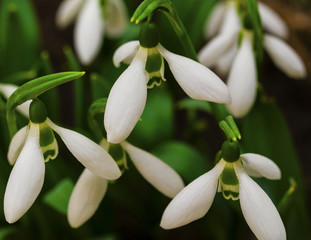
xmin=158 ymin=45 xmax=231 ymax=104
xmin=112 ymin=40 xmax=140 ymax=67
xmin=104 ymin=47 xmax=148 ymax=143
xmin=219 ymin=1 xmax=241 ymax=34
xmin=258 ymin=2 xmax=288 ymax=39
xmin=47 ymin=119 xmax=121 ymax=180
xmin=264 ymin=34 xmax=306 ymax=79
xmin=204 ymin=3 xmax=226 ymax=39
xmin=226 ymin=32 xmax=257 ymax=118
xmin=121 ymin=142 xmax=184 ymax=198
xmin=105 ymin=0 xmax=128 ymax=37
xmin=68 ymin=168 xmax=108 ymax=228
xmin=7 ymin=125 xmax=29 ymax=165
xmin=55 ymin=0 xmax=85 ymax=28
xmin=0 ymin=83 xmax=30 ymax=117
xmin=236 ymin=168 xmax=286 ymax=240
xmin=241 ymin=153 xmax=281 ymax=180
xmin=215 ymin=44 xmax=237 ymax=76
xmin=4 ymin=124 xmax=45 ymax=223
xmin=160 ymin=160 xmax=226 ymax=229
xmin=198 ymin=31 xmax=238 ymax=67
xmin=74 ymin=0 xmax=104 ymax=65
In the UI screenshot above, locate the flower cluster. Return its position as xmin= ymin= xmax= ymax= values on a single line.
xmin=198 ymin=0 xmax=306 ymax=117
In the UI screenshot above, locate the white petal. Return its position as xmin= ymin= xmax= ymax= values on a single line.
xmin=55 ymin=0 xmax=85 ymax=28
xmin=113 ymin=40 xmax=140 ymax=67
xmin=104 ymin=47 xmax=148 ymax=143
xmin=4 ymin=124 xmax=45 ymax=223
xmin=215 ymin=44 xmax=237 ymax=76
xmin=158 ymin=45 xmax=231 ymax=104
xmin=226 ymin=32 xmax=257 ymax=118
xmin=7 ymin=126 xmax=29 ymax=165
xmin=105 ymin=0 xmax=128 ymax=37
xmin=219 ymin=1 xmax=241 ymax=34
xmin=68 ymin=168 xmax=108 ymax=228
xmin=204 ymin=3 xmax=226 ymax=39
xmin=47 ymin=119 xmax=121 ymax=180
xmin=237 ymin=168 xmax=286 ymax=240
xmin=264 ymin=34 xmax=306 ymax=79
xmin=198 ymin=31 xmax=238 ymax=67
xmin=121 ymin=142 xmax=184 ymax=198
xmin=0 ymin=83 xmax=30 ymax=117
xmin=258 ymin=2 xmax=288 ymax=39
xmin=241 ymin=153 xmax=281 ymax=180
xmin=160 ymin=160 xmax=226 ymax=229
xmin=74 ymin=0 xmax=104 ymax=65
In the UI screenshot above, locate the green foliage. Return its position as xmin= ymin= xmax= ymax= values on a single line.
xmin=241 ymin=97 xmax=311 ymax=240
xmin=43 ymin=178 xmax=74 ymax=215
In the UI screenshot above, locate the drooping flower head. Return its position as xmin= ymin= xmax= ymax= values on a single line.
xmin=4 ymin=99 xmax=121 ymax=223
xmin=160 ymin=117 xmax=286 ymax=240
xmin=104 ymin=22 xmax=231 ymax=143
xmin=56 ymin=0 xmax=128 ymax=65
xmin=67 ymin=138 xmax=185 ymax=228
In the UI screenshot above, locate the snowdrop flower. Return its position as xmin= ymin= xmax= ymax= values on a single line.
xmin=161 ymin=140 xmax=286 ymax=240
xmin=67 ymin=138 xmax=184 ymax=228
xmin=4 ymin=99 xmax=121 ymax=223
xmin=56 ymin=0 xmax=128 ymax=65
xmin=199 ymin=1 xmax=306 ymax=118
xmin=199 ymin=0 xmax=306 ymax=79
xmin=105 ymin=23 xmax=231 ymax=143
xmin=0 ymin=83 xmax=30 ymax=117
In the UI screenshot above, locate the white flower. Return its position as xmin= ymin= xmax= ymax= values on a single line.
xmin=160 ymin=153 xmax=286 ymax=240
xmin=5 ymin=117 xmax=121 ymax=223
xmin=0 ymin=83 xmax=30 ymax=117
xmin=199 ymin=1 xmax=306 ymax=79
xmin=55 ymin=0 xmax=128 ymax=65
xmin=105 ymin=40 xmax=231 ymax=143
xmin=226 ymin=31 xmax=257 ymax=118
xmin=67 ymin=139 xmax=184 ymax=228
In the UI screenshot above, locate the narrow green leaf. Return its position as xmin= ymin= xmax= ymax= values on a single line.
xmin=241 ymin=97 xmax=311 ymax=239
xmin=88 ymin=98 xmax=108 ymax=141
xmin=0 ymin=0 xmax=40 ymax=77
xmin=6 ymin=71 xmax=85 ymax=137
xmin=43 ymin=178 xmax=74 ymax=215
xmin=152 ymin=141 xmax=211 ymax=182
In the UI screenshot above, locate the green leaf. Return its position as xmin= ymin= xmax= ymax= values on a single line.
xmin=178 ymin=98 xmax=212 ymax=112
xmin=152 ymin=141 xmax=212 ymax=182
xmin=0 ymin=227 xmax=15 ymax=240
xmin=43 ymin=178 xmax=74 ymax=215
xmin=0 ymin=0 xmax=40 ymax=77
xmin=129 ymin=86 xmax=173 ymax=148
xmin=241 ymin=97 xmax=311 ymax=240
xmin=6 ymin=71 xmax=85 ymax=137
xmin=88 ymin=98 xmax=108 ymax=141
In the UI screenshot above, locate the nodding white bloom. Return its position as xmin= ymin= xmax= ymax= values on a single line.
xmin=68 ymin=139 xmax=184 ymax=228
xmin=55 ymin=0 xmax=128 ymax=65
xmin=200 ymin=1 xmax=306 ymax=78
xmin=199 ymin=1 xmax=306 ymax=117
xmin=0 ymin=83 xmax=30 ymax=117
xmin=161 ymin=141 xmax=286 ymax=240
xmin=105 ymin=23 xmax=231 ymax=143
xmin=4 ymin=99 xmax=121 ymax=224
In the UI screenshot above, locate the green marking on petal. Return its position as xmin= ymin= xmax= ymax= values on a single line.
xmin=39 ymin=122 xmax=58 ymax=162
xmin=219 ymin=162 xmax=239 ymax=201
xmin=145 ymin=47 xmax=165 ymax=88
